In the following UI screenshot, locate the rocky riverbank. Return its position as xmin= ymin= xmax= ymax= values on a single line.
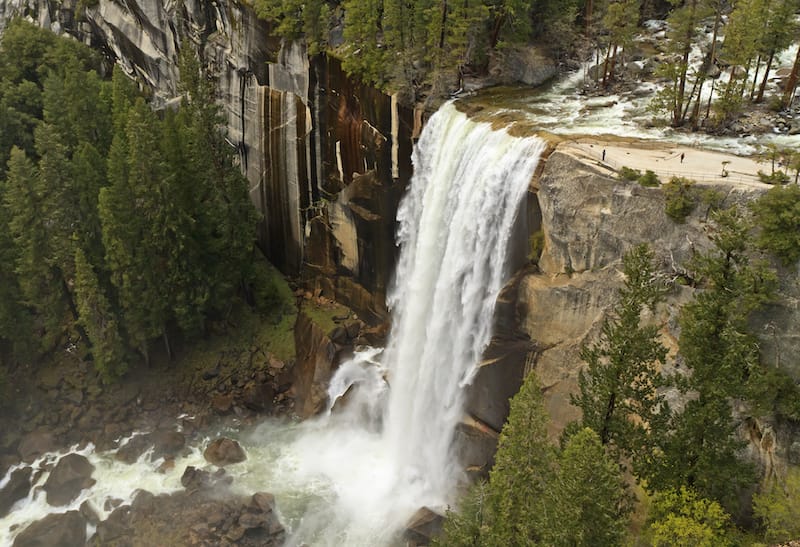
xmin=0 ymin=289 xmax=374 ymax=545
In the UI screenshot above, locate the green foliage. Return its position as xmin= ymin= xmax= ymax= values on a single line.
xmin=573 ymin=244 xmax=668 ymax=470
xmin=757 ymin=169 xmax=791 ymax=185
xmin=483 ymin=371 xmax=555 ymax=544
xmin=750 ymin=183 xmax=800 ymax=266
xmin=663 ymin=177 xmax=697 ymax=222
xmin=620 ymin=166 xmax=642 ymax=181
xmin=647 ymin=487 xmax=733 ymax=547
xmin=528 ymin=230 xmax=545 ymax=263
xmin=0 ymin=28 xmax=260 ymax=370
xmin=647 ymin=208 xmax=775 ymax=511
xmin=433 ymin=481 xmax=489 ymax=547
xmin=74 ymin=248 xmax=128 ymax=380
xmin=541 ymin=428 xmax=629 ymax=546
xmin=639 ymin=170 xmax=660 ymax=187
xmin=753 ymin=468 xmax=800 ymax=544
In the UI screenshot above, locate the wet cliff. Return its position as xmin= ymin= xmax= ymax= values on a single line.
xmin=0 ymin=0 xmax=416 ymax=322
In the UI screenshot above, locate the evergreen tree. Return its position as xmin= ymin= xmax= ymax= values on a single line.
xmin=649 ymin=207 xmax=775 ymax=511
xmin=651 ymin=0 xmax=713 ymax=126
xmin=541 ymin=428 xmax=629 ymax=547
xmin=572 ymin=244 xmax=668 ymax=468
xmin=483 ymin=371 xmax=555 ymax=545
xmin=74 ymin=247 xmax=128 ymax=380
xmin=600 ymin=0 xmax=640 ymax=87
xmin=4 ymin=146 xmax=70 ymax=350
xmin=750 ymin=184 xmax=800 ymax=266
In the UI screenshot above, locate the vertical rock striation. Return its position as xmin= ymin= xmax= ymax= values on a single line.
xmin=0 ymin=0 xmax=415 ymax=319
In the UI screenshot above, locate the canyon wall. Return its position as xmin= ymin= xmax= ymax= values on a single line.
xmin=0 ymin=0 xmax=416 ymax=322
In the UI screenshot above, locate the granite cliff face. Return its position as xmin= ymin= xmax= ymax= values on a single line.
xmin=0 ymin=0 xmax=415 ymax=322
xmin=512 ymin=150 xmax=800 ymax=472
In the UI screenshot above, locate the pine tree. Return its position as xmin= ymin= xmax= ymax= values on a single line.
xmin=572 ymin=244 xmax=668 ymax=469
xmin=649 ymin=207 xmax=775 ymax=511
xmin=4 ymin=146 xmax=75 ymax=350
xmin=74 ymin=247 xmax=128 ymax=380
xmin=541 ymin=428 xmax=629 ymax=547
xmin=483 ymin=371 xmax=555 ymax=545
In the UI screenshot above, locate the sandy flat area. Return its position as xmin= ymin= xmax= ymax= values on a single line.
xmin=559 ymin=138 xmax=774 ymax=190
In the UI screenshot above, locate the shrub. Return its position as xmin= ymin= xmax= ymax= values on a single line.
xmin=647 ymin=487 xmax=733 ymax=547
xmin=529 ymin=230 xmax=545 ymax=263
xmin=638 ymin=169 xmax=661 ymax=187
xmin=753 ymin=468 xmax=800 ymax=544
xmin=663 ymin=177 xmax=697 ymax=222
xmin=620 ymin=166 xmax=642 ymax=181
xmin=758 ymin=170 xmax=791 ymax=185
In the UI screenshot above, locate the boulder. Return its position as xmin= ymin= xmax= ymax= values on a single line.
xmin=43 ymin=453 xmax=96 ymax=506
xmin=404 ymin=507 xmax=444 ymax=546
xmin=0 ymin=467 xmax=32 ymax=517
xmin=115 ymin=434 xmax=151 ymax=464
xmin=204 ymin=438 xmax=246 ymax=466
xmin=180 ymin=466 xmax=233 ymax=491
xmin=150 ymin=429 xmax=185 ymax=458
xmin=242 ymin=382 xmax=275 ymax=412
xmin=12 ymin=510 xmax=86 ymax=547
xmin=211 ymin=393 xmax=234 ymax=414
xmin=17 ymin=430 xmax=56 ymax=462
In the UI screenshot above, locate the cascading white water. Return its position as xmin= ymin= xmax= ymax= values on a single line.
xmin=380 ymin=102 xmax=545 ymax=497
xmin=0 ymin=102 xmax=545 ymax=547
xmin=264 ymin=101 xmax=546 ymax=544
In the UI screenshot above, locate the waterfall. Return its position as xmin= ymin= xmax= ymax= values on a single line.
xmin=280 ymin=101 xmax=546 ymax=544
xmin=381 ymin=102 xmax=545 ymax=496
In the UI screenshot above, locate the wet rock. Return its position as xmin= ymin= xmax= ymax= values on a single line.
xmin=43 ymin=453 xmax=96 ymax=506
xmin=17 ymin=430 xmax=56 ymax=462
xmin=0 ymin=467 xmax=32 ymax=518
xmin=115 ymin=434 xmax=151 ymax=464
xmin=93 ymin=505 xmax=132 ymax=543
xmin=404 ymin=507 xmax=444 ymax=546
xmin=80 ymin=499 xmax=101 ymax=526
xmin=12 ymin=510 xmax=86 ymax=547
xmin=242 ymin=382 xmax=275 ymax=412
xmin=180 ymin=466 xmax=234 ymax=491
xmin=204 ymin=438 xmax=246 ymax=466
xmin=151 ymin=429 xmax=185 ymax=458
xmin=211 ymin=393 xmax=234 ymax=414
xmin=251 ymin=492 xmax=275 ymax=513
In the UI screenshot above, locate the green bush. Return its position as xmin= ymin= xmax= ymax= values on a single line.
xmin=663 ymin=177 xmax=697 ymax=222
xmin=753 ymin=468 xmax=800 ymax=544
xmin=638 ymin=169 xmax=661 ymax=187
xmin=646 ymin=487 xmax=733 ymax=547
xmin=529 ymin=230 xmax=545 ymax=263
xmin=620 ymin=166 xmax=642 ymax=181
xmin=758 ymin=170 xmax=791 ymax=185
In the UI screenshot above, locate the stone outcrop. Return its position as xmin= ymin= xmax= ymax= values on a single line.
xmin=0 ymin=467 xmax=32 ymax=517
xmin=516 ymin=149 xmax=800 ymax=472
xmin=43 ymin=453 xmax=96 ymax=506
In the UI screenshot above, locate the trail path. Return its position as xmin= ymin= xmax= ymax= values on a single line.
xmin=560 ymin=138 xmax=774 ymax=190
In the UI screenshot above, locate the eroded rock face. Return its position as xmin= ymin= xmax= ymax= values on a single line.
xmin=43 ymin=453 xmax=96 ymax=506
xmin=292 ymin=311 xmax=336 ymax=418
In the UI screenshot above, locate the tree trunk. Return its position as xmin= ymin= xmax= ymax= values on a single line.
xmin=756 ymin=50 xmax=776 ymax=103
xmin=602 ymin=44 xmax=613 ymax=87
xmin=783 ymin=46 xmax=800 ymax=108
xmin=163 ymin=331 xmax=172 ymax=361
xmin=750 ymin=55 xmax=762 ymax=100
